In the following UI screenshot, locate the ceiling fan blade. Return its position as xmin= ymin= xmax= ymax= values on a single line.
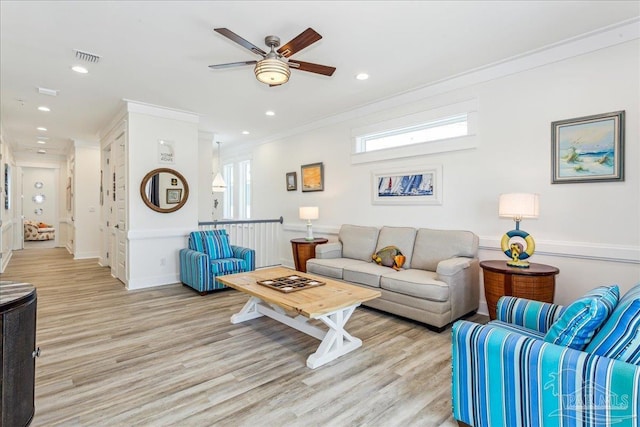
xmin=288 ymin=60 xmax=336 ymax=76
xmin=277 ymin=28 xmax=322 ymax=58
xmin=214 ymin=28 xmax=267 ymax=57
xmin=209 ymin=60 xmax=257 ymax=69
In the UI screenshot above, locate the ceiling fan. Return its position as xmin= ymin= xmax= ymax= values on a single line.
xmin=209 ymin=27 xmax=336 ymax=86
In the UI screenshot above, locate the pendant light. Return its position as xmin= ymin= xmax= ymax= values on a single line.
xmin=212 ymin=141 xmax=226 ymax=192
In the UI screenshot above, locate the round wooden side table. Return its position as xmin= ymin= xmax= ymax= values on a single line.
xmin=480 ymin=260 xmax=560 ymax=320
xmin=291 ymin=238 xmax=328 ymax=272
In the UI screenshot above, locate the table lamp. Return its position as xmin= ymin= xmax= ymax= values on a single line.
xmin=299 ymin=206 xmax=319 ymax=241
xmin=499 ymin=193 xmax=539 ymax=268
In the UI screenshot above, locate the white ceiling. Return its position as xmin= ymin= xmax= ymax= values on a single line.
xmin=1 ymin=1 xmax=638 ymax=160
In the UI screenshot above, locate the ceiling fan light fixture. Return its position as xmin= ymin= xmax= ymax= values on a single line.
xmin=254 ymin=58 xmax=290 ymax=85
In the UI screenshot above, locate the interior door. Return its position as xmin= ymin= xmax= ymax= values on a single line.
xmin=112 ymin=130 xmax=127 ymax=285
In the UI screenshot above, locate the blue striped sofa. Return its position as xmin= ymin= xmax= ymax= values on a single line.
xmin=179 ymin=230 xmax=255 ymax=295
xmin=452 ymin=283 xmax=640 ymax=426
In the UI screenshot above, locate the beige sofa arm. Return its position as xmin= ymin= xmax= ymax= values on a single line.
xmin=436 ymin=257 xmax=471 ymax=276
xmin=436 ymin=257 xmax=480 ymax=320
xmin=315 ymin=242 xmax=342 ymax=259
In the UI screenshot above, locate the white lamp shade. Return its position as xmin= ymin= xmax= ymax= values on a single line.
xmin=299 ymin=206 xmax=319 ymax=221
xmin=499 ymin=193 xmax=539 ymax=219
xmin=212 ymin=173 xmax=226 ymax=192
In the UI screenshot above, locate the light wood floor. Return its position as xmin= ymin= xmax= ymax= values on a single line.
xmin=2 ymin=248 xmax=486 ymax=426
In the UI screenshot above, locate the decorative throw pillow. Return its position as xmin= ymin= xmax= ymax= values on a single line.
xmin=203 ymin=230 xmax=234 ymax=260
xmin=585 ymin=298 xmax=640 ymax=365
xmin=372 ymin=246 xmax=405 ymax=271
xmin=544 ymin=285 xmax=619 ymax=350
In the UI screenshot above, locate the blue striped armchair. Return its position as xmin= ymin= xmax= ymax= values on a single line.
xmin=452 ymin=283 xmax=640 ymax=426
xmin=179 ymin=230 xmax=255 ymax=295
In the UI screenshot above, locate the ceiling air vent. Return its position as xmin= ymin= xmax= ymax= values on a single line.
xmin=74 ymin=49 xmax=101 ymax=63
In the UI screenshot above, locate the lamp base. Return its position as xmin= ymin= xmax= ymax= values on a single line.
xmin=507 ymin=259 xmax=530 ymax=268
xmin=305 ymin=222 xmax=314 ymax=241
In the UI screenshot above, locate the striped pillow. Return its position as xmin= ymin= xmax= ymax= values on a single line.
xmin=544 ymin=285 xmax=619 ymax=350
xmin=203 ymin=230 xmax=234 ymax=260
xmin=586 ymin=297 xmax=640 ymax=365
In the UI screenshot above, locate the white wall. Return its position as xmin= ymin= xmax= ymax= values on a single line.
xmin=198 ymin=132 xmax=214 ymax=222
xmin=0 ymin=128 xmax=15 ymax=271
xmin=240 ymin=38 xmax=639 ymax=312
xmin=72 ymin=141 xmax=101 ymax=258
xmin=126 ymin=105 xmax=199 ymax=289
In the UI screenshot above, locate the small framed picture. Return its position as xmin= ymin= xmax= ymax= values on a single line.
xmin=286 ymin=172 xmax=297 ymax=191
xmin=301 ymin=162 xmax=324 ymax=192
xmin=551 ymin=111 xmax=624 ymax=183
xmin=166 ymin=188 xmax=182 ymax=204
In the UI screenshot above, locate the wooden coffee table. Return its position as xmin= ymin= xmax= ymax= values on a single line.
xmin=216 ymin=266 xmax=381 ymax=369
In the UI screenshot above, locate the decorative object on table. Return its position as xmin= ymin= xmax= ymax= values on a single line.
xmin=157 ymin=139 xmax=175 ymax=164
xmin=166 ymin=188 xmax=182 ymax=204
xmin=299 ymin=206 xmax=319 ymax=240
xmin=209 ymin=28 xmax=336 ymax=87
xmin=256 ymin=274 xmax=326 ymax=293
xmin=551 ymin=110 xmax=624 ymax=184
xmin=372 ymin=245 xmax=405 ymax=270
xmin=371 ymin=165 xmax=442 ymax=205
xmin=286 ymin=171 xmax=297 ymax=191
xmin=301 ymin=162 xmax=324 ymax=192
xmin=499 ymin=193 xmax=539 ymax=268
xmin=212 ymin=141 xmax=226 ymax=192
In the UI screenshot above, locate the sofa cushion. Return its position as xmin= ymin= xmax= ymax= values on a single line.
xmin=586 ymin=283 xmax=640 ymax=365
xmin=306 ymin=258 xmax=368 ymax=279
xmin=411 ymin=228 xmax=478 ymax=271
xmin=339 ymin=224 xmax=380 ymax=262
xmin=203 ymin=230 xmax=234 ymax=260
xmin=544 ymin=285 xmax=619 ymax=350
xmin=210 ymin=258 xmax=246 ymax=274
xmin=380 ymin=269 xmax=449 ymax=302
xmin=374 ymin=226 xmax=416 ymax=268
xmin=344 ymin=263 xmax=395 ymax=288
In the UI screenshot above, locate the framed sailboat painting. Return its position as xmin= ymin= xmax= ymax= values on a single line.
xmin=372 ymin=165 xmax=442 ymax=205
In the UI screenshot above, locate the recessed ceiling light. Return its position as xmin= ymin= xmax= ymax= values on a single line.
xmin=71 ymin=65 xmax=89 ymax=74
xmin=265 ymin=111 xmax=275 ymax=116
xmin=38 ymin=106 xmax=50 ymax=112
xmin=37 ymin=140 xmax=47 ymax=145
xmin=356 ymin=73 xmax=369 ymax=80
xmin=37 ymin=149 xmax=46 ymax=154
xmin=242 ymin=131 xmax=250 ymax=135
xmin=37 ymin=127 xmax=47 ymax=131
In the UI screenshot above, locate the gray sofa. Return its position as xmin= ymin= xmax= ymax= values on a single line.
xmin=306 ymin=224 xmax=479 ymax=331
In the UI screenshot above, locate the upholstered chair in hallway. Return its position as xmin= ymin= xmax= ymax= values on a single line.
xmin=180 ymin=230 xmax=255 ymax=295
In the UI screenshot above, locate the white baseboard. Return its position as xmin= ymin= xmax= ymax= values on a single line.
xmin=127 ymin=274 xmax=180 ymax=290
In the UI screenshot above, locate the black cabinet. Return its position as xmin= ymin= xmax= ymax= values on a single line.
xmin=1 ymin=282 xmax=37 ymax=427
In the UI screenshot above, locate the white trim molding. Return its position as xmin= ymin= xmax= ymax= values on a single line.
xmin=479 ymin=236 xmax=640 ymax=264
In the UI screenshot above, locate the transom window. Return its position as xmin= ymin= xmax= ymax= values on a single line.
xmin=357 ymin=114 xmax=468 ymax=153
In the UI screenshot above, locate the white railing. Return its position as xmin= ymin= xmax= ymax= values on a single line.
xmin=198 ymin=217 xmax=283 ymax=268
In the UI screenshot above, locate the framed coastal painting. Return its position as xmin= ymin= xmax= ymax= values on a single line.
xmin=286 ymin=172 xmax=297 ymax=191
xmin=166 ymin=188 xmax=182 ymax=204
xmin=372 ymin=165 xmax=442 ymax=205
xmin=301 ymin=162 xmax=324 ymax=192
xmin=551 ymin=111 xmax=624 ymax=184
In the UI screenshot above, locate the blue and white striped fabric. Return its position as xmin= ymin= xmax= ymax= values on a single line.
xmin=452 ymin=319 xmax=640 ymax=426
xmin=544 ymin=285 xmax=619 ymax=350
xmin=180 ymin=230 xmax=255 ymax=293
xmin=487 ymin=320 xmax=546 ymax=339
xmin=202 ymin=230 xmax=234 ymax=260
xmin=586 ymin=283 xmax=640 ymax=365
xmin=497 ymin=296 xmax=565 ymax=333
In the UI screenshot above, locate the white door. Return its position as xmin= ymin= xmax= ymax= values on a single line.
xmin=111 ymin=130 xmax=127 ymax=285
